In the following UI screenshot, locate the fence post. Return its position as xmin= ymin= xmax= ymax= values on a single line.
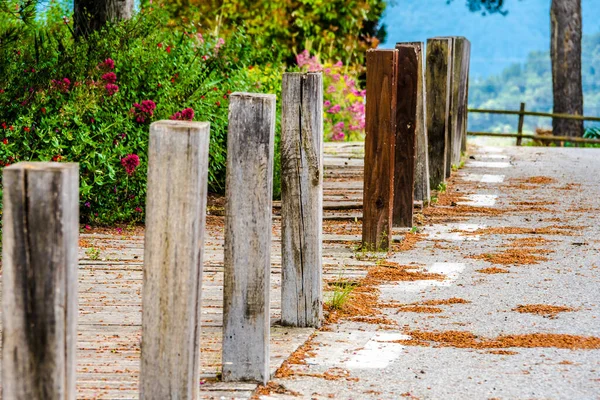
xmin=140 ymin=121 xmax=210 ymax=399
xmin=460 ymin=39 xmax=471 ymax=155
xmin=2 ymin=162 xmax=79 ymax=400
xmin=449 ymin=37 xmax=470 ymax=169
xmin=398 ymin=42 xmax=430 ymax=205
xmin=281 ymin=73 xmax=323 ymax=328
xmin=426 ymin=38 xmax=453 ymax=190
xmin=516 ymin=102 xmax=526 ymax=146
xmin=223 ymin=93 xmax=276 ymax=384
xmin=362 ymin=49 xmax=397 ymax=250
xmin=393 ymin=45 xmax=418 ymax=227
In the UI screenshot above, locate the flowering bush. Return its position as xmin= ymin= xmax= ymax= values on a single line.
xmin=296 ymin=50 xmax=366 ymax=141
xmin=0 ymin=3 xmax=280 ymax=224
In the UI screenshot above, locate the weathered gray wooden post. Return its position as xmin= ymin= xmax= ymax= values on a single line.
xmin=2 ymin=162 xmax=79 ymax=400
xmin=393 ymin=45 xmax=418 ymax=227
xmin=362 ymin=49 xmax=398 ymax=250
xmin=458 ymin=38 xmax=471 ymax=156
xmin=449 ymin=36 xmax=470 ymax=168
xmin=426 ymin=37 xmax=453 ymax=189
xmin=280 ymin=73 xmax=323 ymax=328
xmin=222 ymin=93 xmax=276 ymax=384
xmin=140 ymin=121 xmax=210 ymax=399
xmin=398 ymin=42 xmax=430 ymax=204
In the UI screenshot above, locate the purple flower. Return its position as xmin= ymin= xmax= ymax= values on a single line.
xmin=121 ymin=154 xmax=140 ymax=175
xmin=84 ymin=201 xmax=91 ymax=208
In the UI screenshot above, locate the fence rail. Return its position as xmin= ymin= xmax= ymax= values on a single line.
xmin=468 ymin=104 xmax=600 ymax=146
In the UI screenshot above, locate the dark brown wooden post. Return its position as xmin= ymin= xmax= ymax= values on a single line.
xmin=362 ymin=49 xmax=398 ymax=250
xmin=516 ymin=102 xmax=526 ymax=146
xmin=280 ymin=72 xmax=323 ymax=328
xmin=393 ymin=45 xmax=418 ymax=227
xmin=397 ymin=42 xmax=430 ymax=204
xmin=2 ymin=162 xmax=79 ymax=400
xmin=426 ymin=38 xmax=453 ymax=190
xmin=140 ymin=121 xmax=211 ymax=399
xmin=222 ymin=93 xmax=276 ymax=384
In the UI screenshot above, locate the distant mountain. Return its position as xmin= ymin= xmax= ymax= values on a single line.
xmin=382 ymin=0 xmax=600 ymax=79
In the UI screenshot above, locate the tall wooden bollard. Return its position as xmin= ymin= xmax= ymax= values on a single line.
xmin=426 ymin=38 xmax=453 ymax=189
xmin=449 ymin=36 xmax=470 ymax=168
xmin=2 ymin=162 xmax=79 ymax=400
xmin=223 ymin=93 xmax=276 ymax=384
xmin=393 ymin=45 xmax=418 ymax=227
xmin=140 ymin=121 xmax=210 ymax=399
xmin=459 ymin=38 xmax=471 ymax=154
xmin=397 ymin=42 xmax=430 ymax=204
xmin=362 ymin=49 xmax=397 ymax=251
xmin=281 ymin=73 xmax=323 ymax=328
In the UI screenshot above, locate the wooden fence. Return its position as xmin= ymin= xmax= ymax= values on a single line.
xmin=468 ymin=104 xmax=600 ymax=145
xmin=2 ymin=36 xmax=472 ymax=398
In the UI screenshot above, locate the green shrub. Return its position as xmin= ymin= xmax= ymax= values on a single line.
xmin=0 ymin=3 xmax=282 ymax=224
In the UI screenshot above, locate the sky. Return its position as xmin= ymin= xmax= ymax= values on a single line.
xmin=382 ymin=0 xmax=600 ymax=78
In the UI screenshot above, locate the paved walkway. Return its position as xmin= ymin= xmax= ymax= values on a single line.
xmin=0 ymin=142 xmax=383 ymax=399
xmin=264 ymin=144 xmax=600 ymax=399
xmin=2 ymin=143 xmax=599 ymax=399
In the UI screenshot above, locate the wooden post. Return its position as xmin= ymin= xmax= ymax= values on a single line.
xmin=140 ymin=121 xmax=210 ymax=399
xmin=426 ymin=38 xmax=453 ymax=190
xmin=449 ymin=37 xmax=470 ymax=168
xmin=280 ymin=73 xmax=323 ymax=328
xmin=516 ymin=102 xmax=526 ymax=146
xmin=2 ymin=162 xmax=79 ymax=400
xmin=362 ymin=49 xmax=397 ymax=250
xmin=223 ymin=93 xmax=276 ymax=384
xmin=440 ymin=36 xmax=456 ymax=178
xmin=398 ymin=42 xmax=430 ymax=204
xmin=393 ymin=45 xmax=418 ymax=227
xmin=459 ymin=38 xmax=471 ymax=155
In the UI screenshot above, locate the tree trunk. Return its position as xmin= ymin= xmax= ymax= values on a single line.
xmin=74 ymin=0 xmax=134 ymax=37
xmin=551 ymin=0 xmax=583 ymax=137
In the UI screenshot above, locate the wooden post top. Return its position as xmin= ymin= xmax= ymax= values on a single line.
xmin=150 ymin=120 xmax=210 ymax=130
xmin=229 ymin=92 xmax=276 ymax=100
xmin=283 ymin=72 xmax=322 ymax=76
xmin=5 ymin=162 xmax=78 ymax=171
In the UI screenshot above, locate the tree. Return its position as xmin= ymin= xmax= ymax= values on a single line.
xmin=74 ymin=0 xmax=134 ymax=37
xmin=454 ymin=0 xmax=584 ymax=137
xmin=153 ymin=0 xmax=386 ymax=65
xmin=551 ymin=0 xmax=583 ymax=137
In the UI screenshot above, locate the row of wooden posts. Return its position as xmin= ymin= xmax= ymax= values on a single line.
xmin=362 ymin=37 xmax=471 ymax=250
xmin=1 ymin=37 xmax=470 ymax=399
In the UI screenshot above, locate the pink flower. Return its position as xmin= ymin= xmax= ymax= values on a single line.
xmin=100 ymin=58 xmax=115 ymax=70
xmin=102 ymin=72 xmax=117 ymax=84
xmin=85 ymin=225 xmax=91 ymax=230
xmin=121 ymin=154 xmax=140 ymax=175
xmin=324 ymin=100 xmax=331 ymax=107
xmin=132 ymin=100 xmax=157 ymax=123
xmin=135 ymin=207 xmax=143 ymax=213
xmin=197 ymin=33 xmax=204 ymax=44
xmin=52 ymin=78 xmax=71 ymax=93
xmin=105 ymin=83 xmax=119 ymax=96
xmin=335 ymin=61 xmax=343 ymax=67
xmin=327 ymin=104 xmax=341 ymax=114
xmin=326 ymin=85 xmax=336 ymax=94
xmin=215 ymin=37 xmax=225 ymax=49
